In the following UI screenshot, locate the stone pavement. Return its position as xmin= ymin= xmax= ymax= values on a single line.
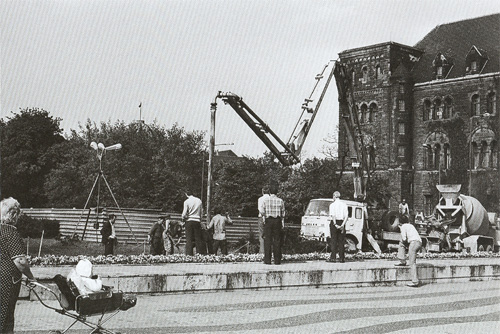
xmin=22 ymin=257 xmax=500 ymax=299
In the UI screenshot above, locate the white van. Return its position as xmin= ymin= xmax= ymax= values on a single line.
xmin=300 ymin=198 xmax=366 ymax=252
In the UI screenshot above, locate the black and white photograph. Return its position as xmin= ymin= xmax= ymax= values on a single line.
xmin=1 ymin=0 xmax=500 ymax=333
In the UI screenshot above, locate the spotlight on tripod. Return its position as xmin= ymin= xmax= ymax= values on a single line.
xmin=73 ymin=141 xmax=138 ymax=244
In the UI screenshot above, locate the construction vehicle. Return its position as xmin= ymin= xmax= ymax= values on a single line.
xmin=215 ymin=60 xmax=337 ymax=165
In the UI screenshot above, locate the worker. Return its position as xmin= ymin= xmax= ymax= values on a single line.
xmin=394 ymin=216 xmax=422 ymax=287
xmin=398 ymin=199 xmax=410 ymax=219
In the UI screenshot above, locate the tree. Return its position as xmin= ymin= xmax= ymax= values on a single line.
xmin=1 ymin=108 xmax=65 ymax=206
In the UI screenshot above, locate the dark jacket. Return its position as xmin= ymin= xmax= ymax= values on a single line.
xmin=100 ymin=220 xmax=113 ymax=244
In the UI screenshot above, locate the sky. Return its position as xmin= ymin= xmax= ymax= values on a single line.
xmin=2 ymin=0 xmax=499 ymax=160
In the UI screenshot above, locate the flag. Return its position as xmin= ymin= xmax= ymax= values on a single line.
xmin=139 ymin=102 xmax=142 ymax=108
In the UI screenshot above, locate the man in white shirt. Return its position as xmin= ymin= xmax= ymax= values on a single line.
xmin=182 ymin=192 xmax=205 ymax=255
xmin=395 ymin=217 xmax=422 ymax=287
xmin=257 ymin=186 xmax=269 ymax=254
xmin=328 ymin=191 xmax=349 ymax=263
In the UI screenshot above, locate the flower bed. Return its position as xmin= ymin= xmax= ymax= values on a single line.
xmin=27 ymin=251 xmax=500 ymax=266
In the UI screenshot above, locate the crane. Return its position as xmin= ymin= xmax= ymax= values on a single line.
xmin=215 ymin=60 xmax=337 ymax=166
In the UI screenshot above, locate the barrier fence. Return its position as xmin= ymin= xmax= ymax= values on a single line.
xmin=21 ymin=207 xmax=262 ymax=245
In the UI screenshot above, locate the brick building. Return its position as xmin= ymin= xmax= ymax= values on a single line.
xmin=337 ymin=14 xmax=499 ymax=215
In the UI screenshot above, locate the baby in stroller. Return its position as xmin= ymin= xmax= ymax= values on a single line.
xmin=27 ymin=259 xmax=136 ymax=334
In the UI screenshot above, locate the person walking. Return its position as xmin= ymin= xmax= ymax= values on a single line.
xmin=328 ymin=191 xmax=348 ymax=263
xmin=148 ymin=215 xmax=166 ymax=255
xmin=257 ymin=186 xmax=269 ymax=254
xmin=394 ymin=216 xmax=422 ymax=287
xmin=1 ymin=197 xmax=36 ymax=334
xmin=100 ymin=214 xmax=117 ymax=255
xmin=182 ymin=191 xmax=205 ymax=255
xmin=208 ymin=209 xmax=233 ymax=255
xmin=259 ymin=183 xmax=285 ymax=265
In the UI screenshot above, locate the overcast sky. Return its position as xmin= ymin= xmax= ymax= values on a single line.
xmin=2 ymin=0 xmax=499 ymax=159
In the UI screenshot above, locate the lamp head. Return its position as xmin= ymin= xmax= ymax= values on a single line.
xmin=105 ymin=143 xmax=122 ymax=151
xmin=90 ymin=142 xmax=98 ymax=150
xmin=97 ymin=143 xmax=105 ymax=150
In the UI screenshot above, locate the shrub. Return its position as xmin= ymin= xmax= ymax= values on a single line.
xmin=16 ymin=214 xmax=60 ymax=238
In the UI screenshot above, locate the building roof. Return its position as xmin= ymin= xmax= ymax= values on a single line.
xmin=412 ymin=13 xmax=500 ymax=83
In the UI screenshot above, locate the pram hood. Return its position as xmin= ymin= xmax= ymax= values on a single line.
xmin=75 ymin=259 xmax=93 ymax=277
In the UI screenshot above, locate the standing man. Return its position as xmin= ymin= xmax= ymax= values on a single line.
xmin=399 ymin=198 xmax=410 ymax=219
xmin=394 ymin=217 xmax=422 ymax=287
xmin=257 ymin=186 xmax=269 ymax=254
xmin=208 ymin=209 xmax=233 ymax=255
xmin=148 ymin=214 xmax=166 ymax=255
xmin=259 ymin=183 xmax=285 ymax=265
xmin=182 ymin=191 xmax=205 ymax=255
xmin=328 ymin=191 xmax=349 ymax=263
xmin=100 ymin=214 xmax=117 ymax=256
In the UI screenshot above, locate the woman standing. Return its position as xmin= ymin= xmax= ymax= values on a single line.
xmin=0 ymin=197 xmax=36 ymax=333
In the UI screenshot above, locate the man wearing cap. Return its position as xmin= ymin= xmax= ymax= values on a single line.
xmin=149 ymin=214 xmax=167 ymax=255
xmin=328 ymin=191 xmax=348 ymax=263
xmin=100 ymin=214 xmax=117 ymax=255
xmin=182 ymin=192 xmax=205 ymax=255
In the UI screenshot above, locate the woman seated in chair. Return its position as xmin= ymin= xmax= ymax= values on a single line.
xmin=67 ymin=259 xmax=102 ymax=295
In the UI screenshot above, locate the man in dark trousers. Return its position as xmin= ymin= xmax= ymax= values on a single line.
xmin=259 ymin=183 xmax=285 ymax=265
xmin=182 ymin=191 xmax=205 ymax=255
xmin=328 ymin=191 xmax=348 ymax=263
xmin=148 ymin=214 xmax=167 ymax=255
xmin=100 ymin=214 xmax=117 ymax=255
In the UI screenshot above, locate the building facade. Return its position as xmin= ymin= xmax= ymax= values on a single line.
xmin=337 ymin=14 xmax=499 ymax=214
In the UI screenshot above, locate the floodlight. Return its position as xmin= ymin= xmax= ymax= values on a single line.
xmin=98 ymin=143 xmax=105 ymax=150
xmin=105 ymin=143 xmax=122 ymax=151
xmin=90 ymin=142 xmax=98 ymax=150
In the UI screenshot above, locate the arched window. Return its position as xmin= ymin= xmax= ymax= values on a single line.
xmin=471 ymin=94 xmax=480 ymax=116
xmin=369 ymin=103 xmax=377 ymax=122
xmin=359 ymin=104 xmax=367 ymax=124
xmin=362 ymin=66 xmax=368 ymax=83
xmin=423 ymin=100 xmax=431 ymax=121
xmin=375 ymin=65 xmax=381 ymax=80
xmin=444 ymin=97 xmax=453 ymax=118
xmin=434 ymin=144 xmax=441 ymax=170
xmin=491 ymin=140 xmax=498 ymax=168
xmin=434 ymin=99 xmax=443 ymax=119
xmin=487 ymin=92 xmax=496 ymax=115
xmin=351 ymin=69 xmax=356 ymax=87
xmin=367 ymin=146 xmax=376 ymax=170
xmin=424 ymin=145 xmax=433 ymax=169
xmin=472 ymin=142 xmax=479 ymax=169
xmin=479 ymin=141 xmax=488 ymax=168
xmin=443 ymin=143 xmax=450 ymax=169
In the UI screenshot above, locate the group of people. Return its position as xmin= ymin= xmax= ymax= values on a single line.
xmin=182 ymin=192 xmax=233 ymax=256
xmin=148 ymin=214 xmax=183 ymax=255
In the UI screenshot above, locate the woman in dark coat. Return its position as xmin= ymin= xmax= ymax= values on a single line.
xmin=0 ymin=197 xmax=36 ymax=333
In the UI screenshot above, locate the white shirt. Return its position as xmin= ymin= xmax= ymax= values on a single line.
xmin=182 ymin=196 xmax=203 ymax=222
xmin=329 ymin=199 xmax=348 ymax=221
xmin=257 ymin=194 xmax=269 ymax=217
xmin=400 ymin=223 xmax=422 ymax=243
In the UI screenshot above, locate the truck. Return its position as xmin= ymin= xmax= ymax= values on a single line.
xmin=300 ymin=184 xmax=500 ymax=253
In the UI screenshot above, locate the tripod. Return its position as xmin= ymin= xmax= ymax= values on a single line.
xmin=71 ymin=143 xmax=139 ymax=244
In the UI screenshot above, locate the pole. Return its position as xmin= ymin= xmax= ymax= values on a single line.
xmin=207 ymin=102 xmax=216 ymax=225
xmin=201 ymin=152 xmax=205 ymax=203
xmin=38 ymin=230 xmax=44 ymax=257
xmin=469 ymin=117 xmax=472 ymax=195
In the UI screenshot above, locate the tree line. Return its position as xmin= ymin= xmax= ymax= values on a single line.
xmin=1 ymin=108 xmax=389 ymax=223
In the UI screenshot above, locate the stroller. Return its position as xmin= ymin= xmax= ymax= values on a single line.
xmin=24 ymin=275 xmax=136 ymax=334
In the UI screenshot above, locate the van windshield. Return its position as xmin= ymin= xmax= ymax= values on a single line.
xmin=304 ymin=200 xmax=333 ymax=216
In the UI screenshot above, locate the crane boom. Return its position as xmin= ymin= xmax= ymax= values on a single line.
xmin=217 ymin=92 xmax=299 ymax=166
xmin=333 ymin=61 xmax=370 ymax=200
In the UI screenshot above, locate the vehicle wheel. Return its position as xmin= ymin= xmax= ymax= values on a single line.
xmin=486 ymin=245 xmax=493 ymax=252
xmin=478 ymin=245 xmax=485 ymax=252
xmin=344 ymin=237 xmax=358 ymax=253
xmin=381 ymin=211 xmax=400 ymax=232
